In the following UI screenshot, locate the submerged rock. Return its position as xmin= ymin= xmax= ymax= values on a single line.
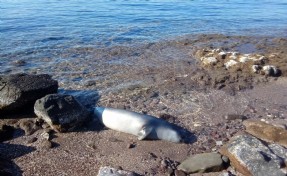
xmin=177 ymin=152 xmax=224 ymax=174
xmin=220 ymin=134 xmax=285 ymax=176
xmin=0 ymin=73 xmax=58 ymax=115
xmin=34 ymin=94 xmax=90 ymax=132
xmin=97 ymin=166 xmax=139 ymax=176
xmin=243 ymin=120 xmax=287 ymax=148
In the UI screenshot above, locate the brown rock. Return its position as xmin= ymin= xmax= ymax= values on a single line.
xmin=243 ymin=120 xmax=287 ymax=147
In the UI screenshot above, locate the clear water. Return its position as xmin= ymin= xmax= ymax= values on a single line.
xmin=0 ymin=0 xmax=287 ymax=76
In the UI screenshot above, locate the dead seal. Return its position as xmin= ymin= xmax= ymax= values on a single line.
xmin=94 ymin=107 xmax=182 ymax=143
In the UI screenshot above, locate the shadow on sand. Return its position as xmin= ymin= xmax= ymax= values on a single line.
xmin=0 ymin=143 xmax=36 ymax=176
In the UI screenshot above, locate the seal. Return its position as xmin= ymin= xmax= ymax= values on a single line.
xmin=94 ymin=107 xmax=182 ymax=143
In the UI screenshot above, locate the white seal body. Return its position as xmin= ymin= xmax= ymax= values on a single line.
xmin=94 ymin=107 xmax=181 ymax=143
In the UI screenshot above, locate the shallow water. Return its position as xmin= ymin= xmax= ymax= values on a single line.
xmin=0 ymin=0 xmax=287 ymax=88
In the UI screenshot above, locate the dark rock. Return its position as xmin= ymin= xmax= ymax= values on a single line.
xmin=34 ymin=94 xmax=91 ymax=132
xmin=0 ymin=125 xmax=14 ymax=142
xmin=127 ymin=143 xmax=136 ymax=149
xmin=0 ymin=73 xmax=58 ymax=114
xmin=220 ymin=134 xmax=285 ymax=176
xmin=178 ymin=152 xmax=224 ymax=174
xmin=97 ymin=166 xmax=139 ymax=176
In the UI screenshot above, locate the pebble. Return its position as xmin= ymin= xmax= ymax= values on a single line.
xmin=127 ymin=143 xmax=136 ymax=149
xmin=224 ymin=114 xmax=247 ymax=121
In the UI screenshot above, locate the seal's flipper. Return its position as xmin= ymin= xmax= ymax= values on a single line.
xmin=137 ymin=126 xmax=152 ymax=140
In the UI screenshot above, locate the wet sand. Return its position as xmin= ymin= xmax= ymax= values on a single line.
xmin=1 ymin=34 xmax=287 ymax=175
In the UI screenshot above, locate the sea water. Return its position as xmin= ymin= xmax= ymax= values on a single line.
xmin=0 ymin=0 xmax=286 ymax=75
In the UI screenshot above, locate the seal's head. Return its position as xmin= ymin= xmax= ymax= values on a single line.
xmin=155 ymin=126 xmax=182 ymax=143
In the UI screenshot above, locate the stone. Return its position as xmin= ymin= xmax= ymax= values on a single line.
xmin=201 ymin=57 xmax=218 ymax=66
xmin=177 ymin=152 xmax=224 ymax=174
xmin=238 ymin=56 xmax=249 ymax=63
xmin=224 ymin=114 xmax=247 ymax=121
xmin=262 ymin=65 xmax=280 ymax=76
xmin=220 ymin=134 xmax=285 ymax=176
xmin=224 ymin=60 xmax=238 ymax=69
xmin=34 ymin=94 xmax=91 ymax=132
xmin=0 ymin=73 xmax=58 ymax=114
xmin=252 ymin=65 xmax=260 ymax=73
xmin=97 ymin=166 xmax=139 ymax=176
xmin=243 ymin=120 xmax=287 ymax=148
xmin=19 ymin=119 xmax=40 ymax=135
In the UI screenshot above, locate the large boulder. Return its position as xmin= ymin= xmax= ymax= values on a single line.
xmin=34 ymin=94 xmax=90 ymax=132
xmin=0 ymin=73 xmax=58 ymax=115
xmin=220 ymin=134 xmax=285 ymax=176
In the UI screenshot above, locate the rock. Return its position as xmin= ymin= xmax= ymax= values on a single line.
xmin=224 ymin=60 xmax=238 ymax=69
xmin=262 ymin=65 xmax=280 ymax=76
xmin=238 ymin=56 xmax=249 ymax=63
xmin=97 ymin=166 xmax=139 ymax=176
xmin=219 ymin=134 xmax=285 ymax=176
xmin=19 ymin=119 xmax=40 ymax=135
xmin=0 ymin=124 xmax=14 ymax=142
xmin=252 ymin=65 xmax=260 ymax=73
xmin=177 ymin=152 xmax=224 ymax=174
xmin=0 ymin=73 xmax=58 ymax=114
xmin=34 ymin=94 xmax=91 ymax=132
xmin=201 ymin=57 xmax=218 ymax=66
xmin=224 ymin=114 xmax=247 ymax=121
xmin=217 ymin=52 xmax=227 ymax=60
xmin=243 ymin=120 xmax=287 ymax=148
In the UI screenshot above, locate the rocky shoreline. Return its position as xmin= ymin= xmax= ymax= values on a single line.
xmin=1 ymin=34 xmax=287 ymax=176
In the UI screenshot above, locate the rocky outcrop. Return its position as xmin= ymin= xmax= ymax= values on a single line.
xmin=177 ymin=152 xmax=224 ymax=174
xmin=195 ymin=48 xmax=281 ymax=76
xmin=97 ymin=166 xmax=139 ymax=176
xmin=243 ymin=120 xmax=287 ymax=148
xmin=220 ymin=134 xmax=286 ymax=176
xmin=34 ymin=94 xmax=90 ymax=132
xmin=0 ymin=73 xmax=58 ymax=115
